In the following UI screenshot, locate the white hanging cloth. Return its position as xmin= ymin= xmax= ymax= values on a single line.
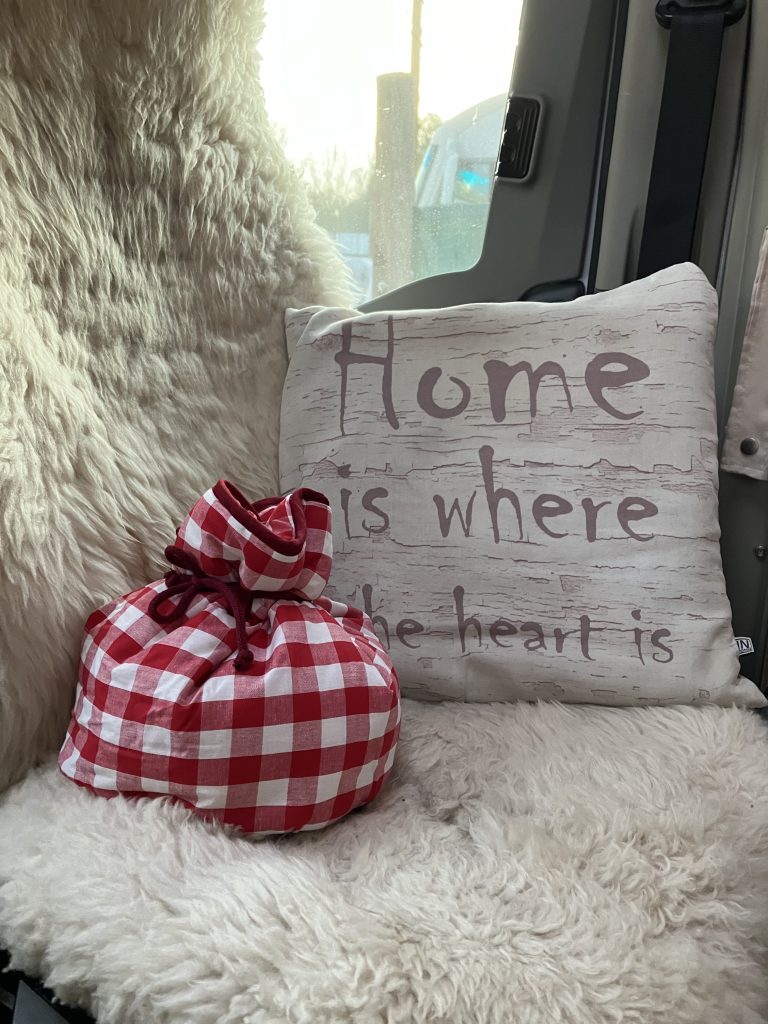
xmin=722 ymin=227 xmax=768 ymax=480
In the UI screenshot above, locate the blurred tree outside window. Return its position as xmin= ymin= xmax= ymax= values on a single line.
xmin=261 ymin=1 xmax=522 ymax=303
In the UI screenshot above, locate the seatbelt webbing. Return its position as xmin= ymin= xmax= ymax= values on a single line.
xmin=637 ymin=10 xmax=726 ymax=278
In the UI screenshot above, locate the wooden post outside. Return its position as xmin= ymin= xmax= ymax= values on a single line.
xmin=371 ymin=72 xmax=416 ymax=297
xmin=411 ymin=0 xmax=423 ymax=113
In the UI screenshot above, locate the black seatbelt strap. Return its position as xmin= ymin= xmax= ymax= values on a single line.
xmin=637 ymin=0 xmax=746 ymax=278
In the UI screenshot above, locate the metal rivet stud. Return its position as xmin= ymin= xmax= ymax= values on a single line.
xmin=740 ymin=437 xmax=759 ymax=456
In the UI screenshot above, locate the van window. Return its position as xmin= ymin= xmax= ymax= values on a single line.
xmin=260 ymin=1 xmax=523 ymax=303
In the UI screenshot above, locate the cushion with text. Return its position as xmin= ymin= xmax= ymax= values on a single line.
xmin=279 ymin=264 xmax=765 ymax=707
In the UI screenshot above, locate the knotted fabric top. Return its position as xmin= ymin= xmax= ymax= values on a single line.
xmin=172 ymin=481 xmax=333 ymax=599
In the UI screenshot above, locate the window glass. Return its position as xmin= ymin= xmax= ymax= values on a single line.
xmin=260 ymin=1 xmax=523 ymax=303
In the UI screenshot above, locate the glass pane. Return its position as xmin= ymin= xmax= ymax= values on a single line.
xmin=260 ymin=1 xmax=523 ymax=303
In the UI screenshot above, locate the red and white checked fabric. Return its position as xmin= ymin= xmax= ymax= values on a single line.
xmin=59 ymin=481 xmax=400 ymax=836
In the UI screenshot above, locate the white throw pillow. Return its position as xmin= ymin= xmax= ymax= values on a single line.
xmin=279 ymin=265 xmax=765 ymax=708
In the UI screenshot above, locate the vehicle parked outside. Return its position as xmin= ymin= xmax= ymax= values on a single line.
xmin=413 ymin=93 xmax=506 ymax=280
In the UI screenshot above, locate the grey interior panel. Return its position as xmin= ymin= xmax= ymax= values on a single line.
xmin=714 ymin=0 xmax=768 ymax=686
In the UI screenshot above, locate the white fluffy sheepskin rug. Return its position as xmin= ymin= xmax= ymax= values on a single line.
xmin=0 ymin=0 xmax=348 ymax=791
xmin=2 ymin=700 xmax=768 ymax=1024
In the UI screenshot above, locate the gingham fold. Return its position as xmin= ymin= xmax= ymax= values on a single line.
xmin=174 ymin=481 xmax=334 ymax=598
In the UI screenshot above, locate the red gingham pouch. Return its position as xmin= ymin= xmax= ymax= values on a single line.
xmin=59 ymin=481 xmax=400 ymax=836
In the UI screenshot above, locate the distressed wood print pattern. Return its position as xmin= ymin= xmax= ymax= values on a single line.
xmin=280 ymin=265 xmax=765 ymax=707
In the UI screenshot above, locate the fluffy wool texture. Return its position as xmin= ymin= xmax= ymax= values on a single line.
xmin=1 ymin=700 xmax=768 ymax=1024
xmin=0 ymin=0 xmax=349 ymax=791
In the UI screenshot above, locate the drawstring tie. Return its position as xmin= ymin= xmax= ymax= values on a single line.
xmin=148 ymin=546 xmax=256 ymax=671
